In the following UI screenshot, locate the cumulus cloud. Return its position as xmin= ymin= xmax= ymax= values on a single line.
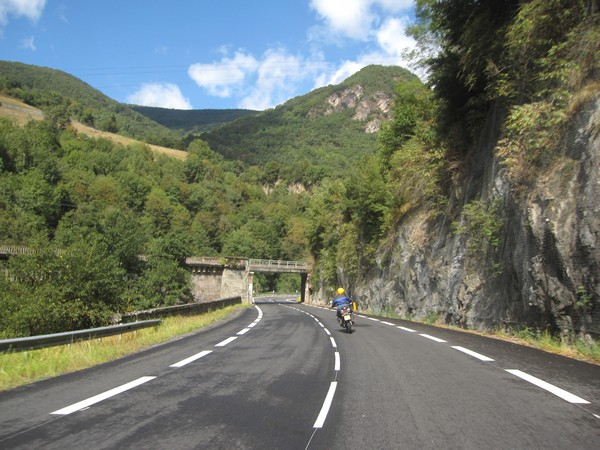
xmin=376 ymin=16 xmax=415 ymax=56
xmin=0 ymin=0 xmax=46 ymax=26
xmin=309 ymin=0 xmax=414 ymax=41
xmin=189 ymin=48 xmax=327 ymax=110
xmin=188 ymin=52 xmax=259 ymax=98
xmin=187 ymin=1 xmax=417 ymax=109
xmin=127 ymin=83 xmax=192 ymax=109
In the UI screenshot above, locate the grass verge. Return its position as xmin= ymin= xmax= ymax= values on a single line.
xmin=0 ymin=304 xmax=249 ymax=391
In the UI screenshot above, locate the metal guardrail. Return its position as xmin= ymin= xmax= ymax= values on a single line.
xmin=0 ymin=320 xmax=161 ymax=353
xmin=248 ymin=259 xmax=307 ymax=271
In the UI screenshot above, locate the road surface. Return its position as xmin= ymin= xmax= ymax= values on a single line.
xmin=1 ymin=297 xmax=598 ymax=449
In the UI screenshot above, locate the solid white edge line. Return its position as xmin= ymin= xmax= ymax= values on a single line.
xmin=419 ymin=334 xmax=447 ymax=343
xmin=397 ymin=326 xmax=417 ymax=333
xmin=334 ymin=352 xmax=340 ymax=371
xmin=451 ymin=346 xmax=494 ymax=362
xmin=170 ymin=350 xmax=213 ymax=368
xmin=330 ymin=337 xmax=337 ymax=348
xmin=215 ymin=336 xmax=238 ymax=347
xmin=237 ymin=328 xmax=251 ymax=335
xmin=506 ymin=369 xmax=590 ymax=404
xmin=50 ymin=376 xmax=156 ymax=415
xmin=314 ymin=382 xmax=338 ymax=428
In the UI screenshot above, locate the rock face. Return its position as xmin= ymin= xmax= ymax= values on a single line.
xmin=351 ymin=99 xmax=600 ymax=340
xmin=309 ymin=85 xmax=394 ymax=133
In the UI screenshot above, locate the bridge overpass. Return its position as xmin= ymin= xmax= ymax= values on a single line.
xmin=0 ymin=247 xmax=310 ymax=304
xmin=185 ymin=257 xmax=309 ymax=303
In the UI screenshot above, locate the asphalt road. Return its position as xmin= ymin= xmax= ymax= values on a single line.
xmin=1 ymin=297 xmax=599 ymax=449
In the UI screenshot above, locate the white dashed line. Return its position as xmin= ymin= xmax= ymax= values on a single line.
xmin=397 ymin=326 xmax=416 ymax=332
xmin=419 ymin=334 xmax=447 ymax=343
xmin=381 ymin=321 xmax=395 ymax=326
xmin=215 ymin=336 xmax=238 ymax=347
xmin=237 ymin=328 xmax=251 ymax=335
xmin=51 ymin=376 xmax=156 ymax=415
xmin=170 ymin=350 xmax=213 ymax=368
xmin=452 ymin=346 xmax=494 ymax=362
xmin=313 ymin=382 xmax=338 ymax=428
xmin=334 ymin=352 xmax=340 ymax=371
xmin=329 ymin=337 xmax=337 ymax=348
xmin=506 ymin=370 xmax=590 ymax=404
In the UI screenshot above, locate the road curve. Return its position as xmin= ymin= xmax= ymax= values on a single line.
xmin=1 ymin=298 xmax=599 ymax=449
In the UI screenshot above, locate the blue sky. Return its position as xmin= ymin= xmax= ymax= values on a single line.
xmin=1 ymin=0 xmax=416 ymax=110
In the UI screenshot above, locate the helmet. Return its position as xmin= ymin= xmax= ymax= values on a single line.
xmin=337 ymin=287 xmax=345 ymax=295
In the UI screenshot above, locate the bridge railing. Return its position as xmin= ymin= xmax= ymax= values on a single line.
xmin=248 ymin=259 xmax=307 ymax=272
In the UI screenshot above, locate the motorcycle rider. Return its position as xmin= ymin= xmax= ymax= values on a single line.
xmin=331 ymin=287 xmax=353 ymax=323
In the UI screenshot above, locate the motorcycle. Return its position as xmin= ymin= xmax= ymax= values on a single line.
xmin=338 ymin=304 xmax=354 ymax=334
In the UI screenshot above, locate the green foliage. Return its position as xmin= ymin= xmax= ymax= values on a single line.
xmin=0 ymin=239 xmax=126 ymax=337
xmin=452 ymin=199 xmax=503 ymax=252
xmin=0 ymin=61 xmax=184 ymax=148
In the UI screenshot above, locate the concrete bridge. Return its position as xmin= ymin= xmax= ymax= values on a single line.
xmin=186 ymin=257 xmax=309 ymax=303
xmin=0 ymin=246 xmax=309 ymax=304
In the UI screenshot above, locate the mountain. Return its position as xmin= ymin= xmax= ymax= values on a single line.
xmin=196 ymin=65 xmax=419 ymax=169
xmin=130 ymin=105 xmax=259 ymax=134
xmin=0 ymin=60 xmax=183 ymax=149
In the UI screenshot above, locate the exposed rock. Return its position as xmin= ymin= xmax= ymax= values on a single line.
xmin=308 ymin=84 xmax=394 ymax=133
xmin=347 ymin=98 xmax=600 ymax=340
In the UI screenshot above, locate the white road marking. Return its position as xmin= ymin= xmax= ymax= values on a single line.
xmin=237 ymin=328 xmax=251 ymax=335
xmin=397 ymin=326 xmax=417 ymax=332
xmin=313 ymin=382 xmax=338 ymax=428
xmin=324 ymin=328 xmax=331 ymax=336
xmin=330 ymin=337 xmax=337 ymax=348
xmin=506 ymin=369 xmax=590 ymax=404
xmin=368 ymin=317 xmax=380 ymax=322
xmin=215 ymin=336 xmax=238 ymax=347
xmin=170 ymin=350 xmax=213 ymax=368
xmin=420 ymin=334 xmax=447 ymax=343
xmin=50 ymin=376 xmax=156 ymax=415
xmin=248 ymin=322 xmax=257 ymax=328
xmin=452 ymin=346 xmax=494 ymax=362
xmin=334 ymin=352 xmax=340 ymax=371
xmin=381 ymin=321 xmax=395 ymax=326
xmin=357 ymin=315 xmax=367 ymax=318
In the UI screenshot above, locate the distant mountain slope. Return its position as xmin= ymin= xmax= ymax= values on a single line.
xmin=130 ymin=105 xmax=259 ymax=133
xmin=197 ymin=65 xmax=420 ymax=171
xmin=0 ymin=60 xmax=183 ymax=149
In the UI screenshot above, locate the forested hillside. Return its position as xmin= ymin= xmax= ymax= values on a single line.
xmin=130 ymin=105 xmax=259 ymax=134
xmin=0 ymin=118 xmax=308 ymax=337
xmin=198 ymin=65 xmax=418 ymax=176
xmin=307 ymin=0 xmax=599 ymax=345
xmin=0 ymin=61 xmax=184 ymax=149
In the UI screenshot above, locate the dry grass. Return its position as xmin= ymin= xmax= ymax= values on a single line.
xmin=0 ymin=94 xmax=187 ymax=160
xmin=0 ymin=305 xmax=249 ymax=391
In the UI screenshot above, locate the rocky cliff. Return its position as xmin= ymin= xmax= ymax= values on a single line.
xmin=352 ymin=98 xmax=600 ymax=341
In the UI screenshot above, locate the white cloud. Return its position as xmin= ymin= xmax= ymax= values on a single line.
xmin=0 ymin=0 xmax=46 ymax=26
xmin=127 ymin=83 xmax=192 ymax=109
xmin=239 ymin=49 xmax=306 ymax=110
xmin=309 ymin=0 xmax=414 ymax=41
xmin=309 ymin=0 xmax=373 ymax=40
xmin=19 ymin=34 xmax=35 ymax=50
xmin=376 ymin=16 xmax=415 ymax=56
xmin=189 ymin=48 xmax=327 ymax=110
xmin=187 ymin=1 xmax=418 ymax=109
xmin=188 ymin=52 xmax=259 ymax=98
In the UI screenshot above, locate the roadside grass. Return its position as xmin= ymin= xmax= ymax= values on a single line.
xmin=0 ymin=304 xmax=249 ymax=391
xmin=362 ymin=307 xmax=600 ymax=365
